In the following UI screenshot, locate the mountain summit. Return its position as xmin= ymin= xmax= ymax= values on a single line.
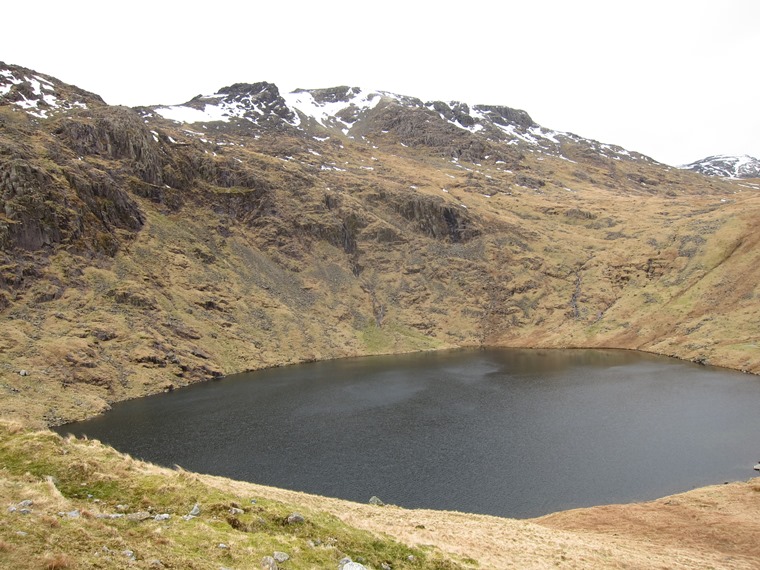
xmin=145 ymin=82 xmax=650 ymax=166
xmin=681 ymin=154 xmax=760 ymax=179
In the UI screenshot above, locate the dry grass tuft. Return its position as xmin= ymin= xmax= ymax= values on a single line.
xmin=42 ymin=515 xmax=61 ymax=528
xmin=45 ymin=476 xmax=65 ymax=501
xmin=1 ymin=421 xmax=26 ymax=435
xmin=43 ymin=553 xmax=71 ymax=570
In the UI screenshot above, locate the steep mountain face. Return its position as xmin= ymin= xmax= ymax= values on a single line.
xmin=682 ymin=154 xmax=760 ymax=179
xmin=1 ymin=62 xmax=760 ymax=428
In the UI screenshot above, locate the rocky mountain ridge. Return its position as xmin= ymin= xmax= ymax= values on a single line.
xmin=146 ymin=80 xmax=654 ymax=167
xmin=681 ymin=154 xmax=760 ymax=179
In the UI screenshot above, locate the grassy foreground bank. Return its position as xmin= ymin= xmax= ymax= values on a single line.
xmin=2 ymin=422 xmax=759 ymax=569
xmin=0 ymin=422 xmax=462 ymax=570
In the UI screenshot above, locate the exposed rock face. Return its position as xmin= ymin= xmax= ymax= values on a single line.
xmin=302 ymin=85 xmax=361 ymax=104
xmin=214 ymin=82 xmax=296 ymax=125
xmin=474 ymin=104 xmax=536 ymax=130
xmin=1 ymin=111 xmax=144 ymax=253
xmin=0 ymin=159 xmax=67 ymax=249
xmin=392 ymin=193 xmax=480 ymax=242
xmin=428 ymin=101 xmax=477 ymax=128
xmin=55 ymin=107 xmax=164 ymax=185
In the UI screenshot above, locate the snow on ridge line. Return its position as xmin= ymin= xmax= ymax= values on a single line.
xmin=155 ymin=86 xmax=394 ymax=128
xmin=147 ymin=83 xmax=642 ymax=161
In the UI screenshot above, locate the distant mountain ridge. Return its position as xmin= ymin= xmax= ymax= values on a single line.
xmin=144 ymin=81 xmax=653 ymax=166
xmin=4 ymin=61 xmax=756 ymax=173
xmin=681 ymin=154 xmax=760 ymax=179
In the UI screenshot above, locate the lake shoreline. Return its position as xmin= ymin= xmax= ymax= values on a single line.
xmin=54 ymin=347 xmax=760 ymax=520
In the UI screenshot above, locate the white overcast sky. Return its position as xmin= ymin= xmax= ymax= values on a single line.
xmin=2 ymin=0 xmax=758 ymax=166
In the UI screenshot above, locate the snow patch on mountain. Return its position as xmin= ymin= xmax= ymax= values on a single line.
xmin=284 ymin=87 xmax=383 ymax=131
xmin=155 ymin=103 xmax=231 ymax=123
xmin=0 ymin=66 xmax=87 ymax=118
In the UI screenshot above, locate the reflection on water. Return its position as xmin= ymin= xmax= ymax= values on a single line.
xmin=56 ymin=348 xmax=760 ymax=518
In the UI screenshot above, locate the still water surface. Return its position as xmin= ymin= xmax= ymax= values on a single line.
xmin=56 ymin=348 xmax=760 ymax=518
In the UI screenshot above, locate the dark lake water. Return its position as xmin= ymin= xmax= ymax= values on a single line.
xmin=55 ymin=348 xmax=760 ymax=518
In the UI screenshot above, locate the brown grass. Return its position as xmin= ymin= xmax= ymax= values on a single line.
xmin=43 ymin=554 xmax=71 ymax=570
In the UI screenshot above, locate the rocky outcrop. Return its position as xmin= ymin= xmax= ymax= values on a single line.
xmin=0 ymin=149 xmax=143 ymax=254
xmin=473 ymin=104 xmax=536 ymax=130
xmin=369 ymin=103 xmax=504 ymax=162
xmin=0 ymin=61 xmax=105 ymax=117
xmin=0 ymin=158 xmax=71 ymax=250
xmin=207 ymin=82 xmax=296 ymax=126
xmin=428 ymin=101 xmax=477 ymax=128
xmin=54 ymin=107 xmax=163 ymax=185
xmin=63 ymin=165 xmax=144 ymax=232
xmin=302 ymin=86 xmax=360 ymax=105
xmin=392 ymin=193 xmax=480 ymax=242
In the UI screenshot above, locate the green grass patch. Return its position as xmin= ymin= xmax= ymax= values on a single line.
xmin=0 ymin=423 xmax=466 ymax=569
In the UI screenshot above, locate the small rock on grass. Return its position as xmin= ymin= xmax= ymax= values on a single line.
xmin=126 ymin=511 xmax=151 ymax=521
xmin=273 ymin=551 xmax=289 ymax=562
xmin=286 ymin=512 xmax=304 ymax=524
xmin=261 ymin=556 xmax=278 ymax=570
xmin=339 ymin=557 xmax=370 ymax=570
